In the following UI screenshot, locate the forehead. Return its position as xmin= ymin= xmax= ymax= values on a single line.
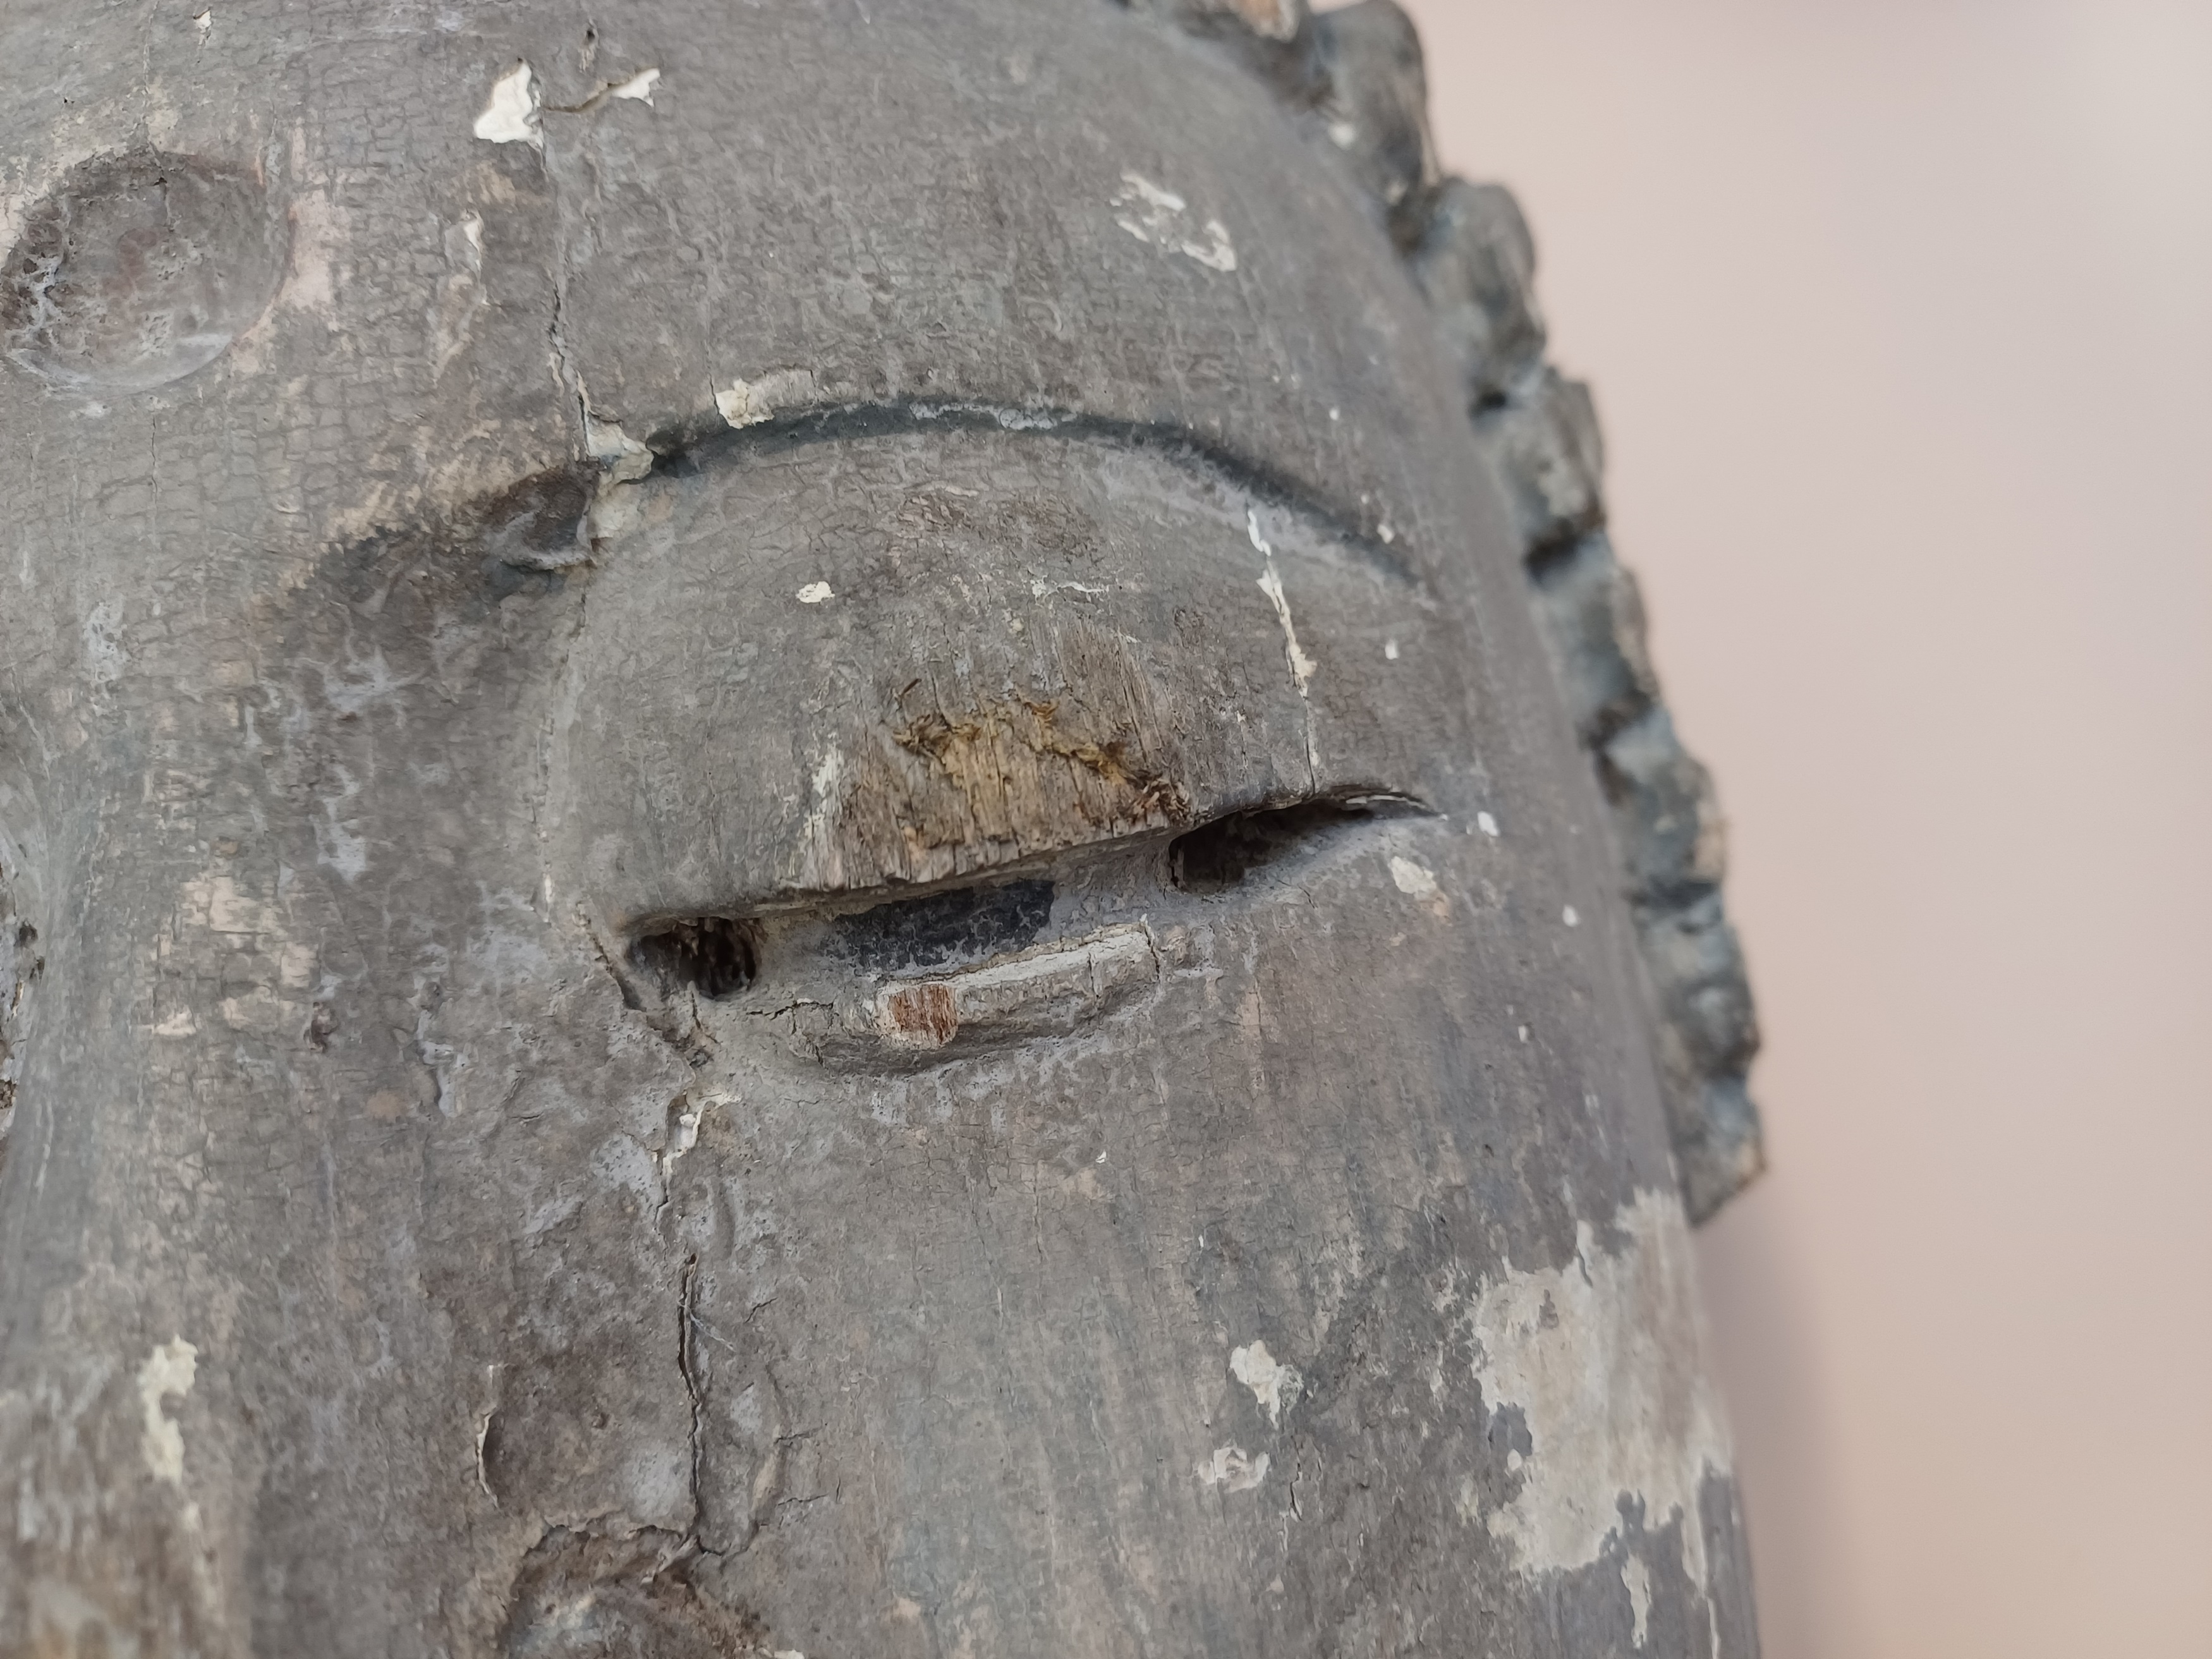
xmin=0 ymin=0 xmax=1507 ymax=662
xmin=538 ymin=0 xmax=1483 ymax=549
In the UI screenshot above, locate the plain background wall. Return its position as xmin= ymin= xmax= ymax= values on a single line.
xmin=1396 ymin=2 xmax=2212 ymax=1655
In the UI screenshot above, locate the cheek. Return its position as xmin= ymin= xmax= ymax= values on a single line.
xmin=641 ymin=815 xmax=1656 ymax=1567
xmin=380 ymin=927 xmax=700 ymax=1533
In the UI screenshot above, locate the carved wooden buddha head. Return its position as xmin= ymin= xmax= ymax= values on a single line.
xmin=0 ymin=3 xmax=1759 ymax=1653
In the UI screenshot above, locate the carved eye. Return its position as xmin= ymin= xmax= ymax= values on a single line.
xmin=620 ymin=877 xmax=1058 ymax=1006
xmin=614 ymin=791 xmax=1426 ymax=1017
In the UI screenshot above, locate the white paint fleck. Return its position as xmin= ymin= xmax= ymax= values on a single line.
xmin=191 ymin=8 xmax=212 ymax=40
xmin=585 ymin=414 xmax=652 ymax=483
xmin=796 ymin=581 xmax=834 ymax=605
xmin=476 ymin=1407 xmax=498 ymax=1500
xmin=1230 ymin=1340 xmax=1303 ymax=1426
xmin=1624 ymin=1553 xmax=1653 ymax=1646
xmin=1563 ymin=905 xmax=1580 ymax=928
xmin=556 ymin=66 xmax=664 ymax=114
xmin=1116 ymin=171 xmax=1184 ymax=217
xmin=1389 ymin=856 xmax=1438 ymax=899
xmin=660 ymin=1097 xmax=710 ymax=1192
xmin=1196 ymin=1445 xmax=1270 ymax=1492
xmin=473 ymin=62 xmax=541 ymax=150
xmin=1180 ymin=219 xmax=1238 ymax=272
xmin=1328 ymin=406 xmax=1341 ymax=422
xmin=82 ymin=599 xmax=127 ymax=685
xmin=152 ymin=1011 xmax=198 ymax=1038
xmin=987 ymin=404 xmax=1065 ymax=430
xmin=1517 ymin=1024 xmax=1529 ymax=1042
xmin=1248 ymin=509 xmax=1317 ymax=693
xmin=796 ymin=744 xmax=846 ymax=887
xmin=1477 ymin=811 xmax=1500 ymax=838
xmin=1112 ymin=171 xmax=1237 ymax=272
xmin=1378 ymin=523 xmax=1396 ymax=545
xmin=1384 ymin=638 xmax=1400 ymax=660
xmin=1445 ymin=1188 xmax=1732 ymax=1606
xmin=313 ymin=762 xmax=368 ymax=882
xmin=1327 ymin=118 xmax=1360 ymax=149
xmin=716 ymin=367 xmax=818 ymax=428
xmin=137 ymin=1337 xmax=198 ymax=1485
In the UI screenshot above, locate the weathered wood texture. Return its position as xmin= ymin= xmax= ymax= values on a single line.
xmin=0 ymin=0 xmax=1762 ymax=1653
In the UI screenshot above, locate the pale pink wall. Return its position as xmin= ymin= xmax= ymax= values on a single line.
xmin=1397 ymin=2 xmax=2212 ymax=1654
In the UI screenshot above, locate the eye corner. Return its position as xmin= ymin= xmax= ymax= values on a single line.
xmin=626 ymin=915 xmax=761 ymax=1002
xmin=1168 ymin=789 xmax=1427 ymax=894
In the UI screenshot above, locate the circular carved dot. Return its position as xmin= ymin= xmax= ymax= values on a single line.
xmin=2 ymin=149 xmax=288 ymax=392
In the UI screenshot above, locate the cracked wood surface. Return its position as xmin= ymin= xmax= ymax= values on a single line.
xmin=0 ymin=1 xmax=1758 ymax=1653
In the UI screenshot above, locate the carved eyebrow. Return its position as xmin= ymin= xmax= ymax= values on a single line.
xmin=626 ymin=398 xmax=1420 ymax=589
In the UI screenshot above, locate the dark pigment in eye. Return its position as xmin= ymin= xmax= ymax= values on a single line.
xmin=833 ymin=879 xmax=1055 ymax=971
xmin=1169 ymin=800 xmax=1384 ymax=893
xmin=627 ymin=916 xmax=758 ymax=1000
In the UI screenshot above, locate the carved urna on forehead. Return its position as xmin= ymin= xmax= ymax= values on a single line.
xmin=0 ymin=1 xmax=1765 ymax=1653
